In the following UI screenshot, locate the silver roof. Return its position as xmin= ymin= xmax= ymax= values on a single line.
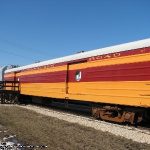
xmin=5 ymin=38 xmax=150 ymax=73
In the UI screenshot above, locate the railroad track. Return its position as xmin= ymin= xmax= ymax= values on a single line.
xmin=28 ymin=103 xmax=150 ymax=127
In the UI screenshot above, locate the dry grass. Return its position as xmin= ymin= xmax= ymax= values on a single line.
xmin=0 ymin=105 xmax=149 ymax=150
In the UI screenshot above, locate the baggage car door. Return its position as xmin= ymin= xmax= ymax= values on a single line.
xmin=66 ymin=60 xmax=87 ymax=98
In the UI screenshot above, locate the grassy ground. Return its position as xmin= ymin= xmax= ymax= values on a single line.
xmin=0 ymin=105 xmax=149 ymax=150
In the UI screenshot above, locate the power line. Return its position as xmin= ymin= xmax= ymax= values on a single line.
xmin=0 ymin=48 xmax=36 ymax=61
xmin=0 ymin=38 xmax=50 ymax=56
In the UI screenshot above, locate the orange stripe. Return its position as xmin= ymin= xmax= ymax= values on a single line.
xmin=20 ymin=83 xmax=67 ymax=99
xmin=4 ymin=73 xmax=14 ymax=78
xmin=68 ymin=81 xmax=150 ymax=107
xmin=69 ymin=52 xmax=150 ymax=70
xmin=5 ymin=65 xmax=67 ymax=77
xmin=5 ymin=52 xmax=150 ymax=78
xmin=19 ymin=81 xmax=150 ymax=107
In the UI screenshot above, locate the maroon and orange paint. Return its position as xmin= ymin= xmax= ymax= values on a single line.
xmin=4 ymin=47 xmax=150 ymax=107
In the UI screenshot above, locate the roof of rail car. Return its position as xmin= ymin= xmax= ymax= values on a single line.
xmin=5 ymin=38 xmax=150 ymax=73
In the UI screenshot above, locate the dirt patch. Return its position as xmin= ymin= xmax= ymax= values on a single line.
xmin=0 ymin=105 xmax=149 ymax=150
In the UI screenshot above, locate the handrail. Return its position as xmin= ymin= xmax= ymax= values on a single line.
xmin=0 ymin=81 xmax=20 ymax=92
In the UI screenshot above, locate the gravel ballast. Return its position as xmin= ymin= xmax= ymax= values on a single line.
xmin=18 ymin=105 xmax=150 ymax=144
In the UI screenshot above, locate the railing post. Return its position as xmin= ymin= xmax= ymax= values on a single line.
xmin=0 ymin=81 xmax=20 ymax=104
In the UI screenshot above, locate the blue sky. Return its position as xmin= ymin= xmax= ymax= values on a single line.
xmin=0 ymin=0 xmax=150 ymax=66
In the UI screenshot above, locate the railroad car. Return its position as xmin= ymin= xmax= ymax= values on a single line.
xmin=4 ymin=38 xmax=150 ymax=124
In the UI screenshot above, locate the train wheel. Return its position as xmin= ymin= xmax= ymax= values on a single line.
xmin=92 ymin=106 xmax=143 ymax=125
